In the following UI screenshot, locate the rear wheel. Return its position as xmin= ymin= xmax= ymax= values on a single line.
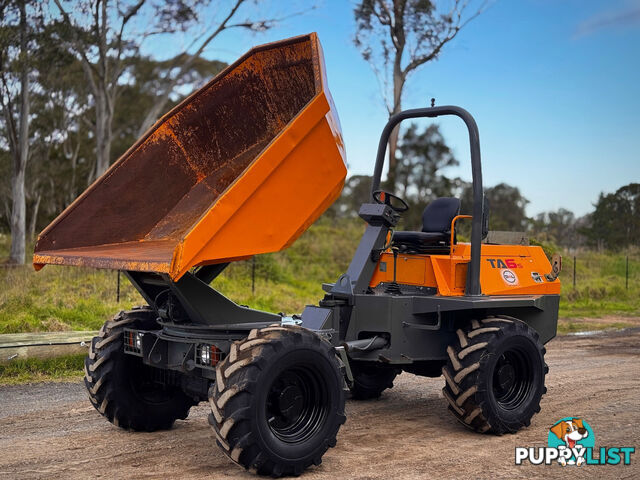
xmin=348 ymin=361 xmax=399 ymax=400
xmin=84 ymin=308 xmax=196 ymax=431
xmin=441 ymin=316 xmax=548 ymax=434
xmin=209 ymin=325 xmax=346 ymax=477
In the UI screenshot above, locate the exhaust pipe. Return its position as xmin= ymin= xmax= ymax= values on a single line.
xmin=342 ymin=336 xmax=388 ymax=352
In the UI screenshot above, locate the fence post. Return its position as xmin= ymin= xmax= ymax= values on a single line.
xmin=252 ymin=256 xmax=256 ymax=296
xmin=626 ymin=256 xmax=629 ymax=290
xmin=116 ymin=270 xmax=121 ymax=302
xmin=573 ymin=256 xmax=576 ymax=289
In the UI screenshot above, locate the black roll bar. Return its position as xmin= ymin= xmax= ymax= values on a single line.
xmin=371 ymin=105 xmax=484 ymax=296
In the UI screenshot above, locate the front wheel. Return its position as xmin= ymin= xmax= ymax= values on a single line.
xmin=84 ymin=308 xmax=197 ymax=431
xmin=209 ymin=325 xmax=346 ymax=477
xmin=442 ymin=316 xmax=548 ymax=434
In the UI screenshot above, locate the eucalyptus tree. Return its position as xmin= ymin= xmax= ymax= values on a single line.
xmin=0 ymin=0 xmax=43 ymax=263
xmin=353 ymin=0 xmax=485 ymax=190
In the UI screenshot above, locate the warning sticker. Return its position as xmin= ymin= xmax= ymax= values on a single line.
xmin=501 ymin=269 xmax=519 ymax=286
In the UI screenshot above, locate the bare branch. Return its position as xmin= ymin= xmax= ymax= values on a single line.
xmin=353 ymin=0 xmax=486 ymax=189
xmin=52 ymin=0 xmax=101 ymax=93
xmin=95 ymin=0 xmax=106 ymax=80
xmin=137 ymin=0 xmax=311 ymax=135
xmin=111 ymin=0 xmax=146 ymax=86
xmin=364 ymin=53 xmax=393 ymax=113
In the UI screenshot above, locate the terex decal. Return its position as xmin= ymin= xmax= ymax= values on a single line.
xmin=486 ymin=258 xmax=523 ymax=269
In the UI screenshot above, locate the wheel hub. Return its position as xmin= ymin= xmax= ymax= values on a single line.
xmin=492 ymin=348 xmax=534 ymax=410
xmin=278 ymin=385 xmax=304 ymax=420
xmin=496 ymin=363 xmax=515 ymax=391
xmin=265 ymin=366 xmax=329 ymax=443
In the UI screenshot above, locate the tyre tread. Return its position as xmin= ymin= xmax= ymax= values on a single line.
xmin=209 ymin=325 xmax=345 ymax=477
xmin=85 ymin=308 xmax=196 ymax=432
xmin=441 ymin=315 xmax=547 ymax=435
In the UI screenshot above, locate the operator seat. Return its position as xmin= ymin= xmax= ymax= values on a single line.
xmin=392 ymin=197 xmax=461 ymax=254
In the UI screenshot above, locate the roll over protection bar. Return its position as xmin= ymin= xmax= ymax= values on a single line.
xmin=371 ymin=106 xmax=485 ymax=296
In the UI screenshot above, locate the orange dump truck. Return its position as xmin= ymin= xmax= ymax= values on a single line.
xmin=35 ymin=33 xmax=561 ymax=478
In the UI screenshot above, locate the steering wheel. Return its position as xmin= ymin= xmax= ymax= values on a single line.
xmin=372 ymin=190 xmax=409 ymax=213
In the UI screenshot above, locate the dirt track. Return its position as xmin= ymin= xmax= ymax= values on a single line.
xmin=1 ymin=329 xmax=639 ymax=479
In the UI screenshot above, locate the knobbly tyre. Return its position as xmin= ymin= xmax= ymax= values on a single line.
xmin=34 ymin=33 xmax=561 ymax=477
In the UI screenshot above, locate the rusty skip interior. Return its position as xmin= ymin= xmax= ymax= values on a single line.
xmin=33 ymin=36 xmax=319 ymax=271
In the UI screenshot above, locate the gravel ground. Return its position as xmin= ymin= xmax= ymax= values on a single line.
xmin=0 ymin=328 xmax=639 ymax=479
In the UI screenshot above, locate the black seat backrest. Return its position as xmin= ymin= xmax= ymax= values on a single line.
xmin=422 ymin=197 xmax=461 ymax=234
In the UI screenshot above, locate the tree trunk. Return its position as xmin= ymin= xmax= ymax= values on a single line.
xmin=63 ymin=133 xmax=81 ymax=203
xmin=8 ymin=0 xmax=29 ymax=264
xmin=28 ymin=192 xmax=41 ymax=239
xmin=85 ymin=0 xmax=113 ymax=181
xmin=385 ymin=53 xmax=405 ymax=192
xmin=9 ymin=168 xmax=26 ymax=263
xmin=102 ymin=108 xmax=112 ymax=177
xmin=386 ymin=106 xmax=401 ymax=191
xmin=138 ymin=93 xmax=170 ymax=137
xmin=93 ymin=90 xmax=111 ymax=179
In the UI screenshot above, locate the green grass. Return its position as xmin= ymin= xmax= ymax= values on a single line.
xmin=0 ymin=263 xmax=138 ymax=334
xmin=557 ymin=320 xmax=636 ymax=335
xmin=0 ymin=226 xmax=638 ymax=336
xmin=0 ymin=220 xmax=364 ymax=334
xmin=557 ymin=250 xmax=640 ymax=318
xmin=0 ymin=353 xmax=85 ymax=384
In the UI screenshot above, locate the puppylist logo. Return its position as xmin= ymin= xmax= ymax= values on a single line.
xmin=515 ymin=417 xmax=635 ymax=466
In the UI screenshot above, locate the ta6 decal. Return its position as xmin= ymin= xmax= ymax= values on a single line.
xmin=486 ymin=258 xmax=523 ymax=269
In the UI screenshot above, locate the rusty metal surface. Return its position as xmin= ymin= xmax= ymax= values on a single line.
xmin=34 ymin=240 xmax=176 ymax=273
xmin=34 ymin=35 xmax=320 ymax=274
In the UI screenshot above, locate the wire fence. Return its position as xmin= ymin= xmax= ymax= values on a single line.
xmin=0 ymin=255 xmax=280 ymax=305
xmin=564 ymin=255 xmax=633 ymax=289
xmin=0 ymin=251 xmax=637 ymax=306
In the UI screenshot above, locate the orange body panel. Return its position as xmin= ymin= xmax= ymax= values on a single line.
xmin=33 ymin=33 xmax=346 ymax=280
xmin=369 ymin=252 xmax=438 ymax=288
xmin=369 ymin=243 xmax=561 ymax=296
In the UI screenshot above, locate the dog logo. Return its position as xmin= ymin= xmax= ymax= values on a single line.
xmin=548 ymin=418 xmax=594 ymax=466
xmin=516 ymin=417 xmax=634 ymax=466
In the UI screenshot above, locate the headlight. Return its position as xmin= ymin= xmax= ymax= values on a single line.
xmin=200 ymin=346 xmax=211 ymax=365
xmin=197 ymin=344 xmax=222 ymax=367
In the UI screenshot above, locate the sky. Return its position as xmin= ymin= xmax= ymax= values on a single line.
xmin=142 ymin=0 xmax=640 ymax=218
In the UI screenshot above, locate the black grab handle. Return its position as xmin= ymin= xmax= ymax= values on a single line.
xmin=371 ymin=105 xmax=484 ymax=296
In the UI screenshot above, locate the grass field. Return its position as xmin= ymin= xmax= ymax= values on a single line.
xmin=0 ymin=353 xmax=85 ymax=385
xmin=558 ymin=252 xmax=640 ymax=317
xmin=1 ymin=223 xmax=638 ymax=336
xmin=0 ymin=220 xmax=363 ymax=334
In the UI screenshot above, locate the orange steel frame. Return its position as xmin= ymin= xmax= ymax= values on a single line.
xmin=369 ymin=216 xmax=561 ymax=297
